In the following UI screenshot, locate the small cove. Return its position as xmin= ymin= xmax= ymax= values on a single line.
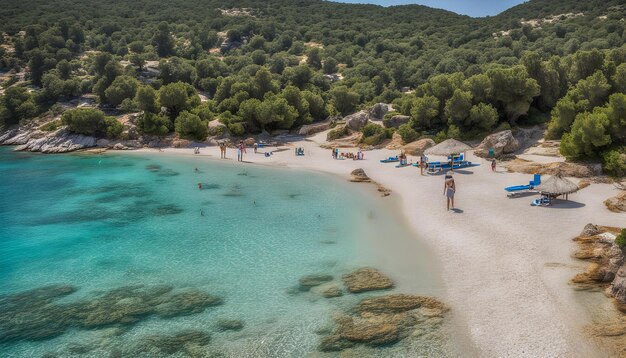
xmin=0 ymin=147 xmax=450 ymax=357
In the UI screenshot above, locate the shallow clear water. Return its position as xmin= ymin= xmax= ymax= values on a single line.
xmin=0 ymin=147 xmax=444 ymax=357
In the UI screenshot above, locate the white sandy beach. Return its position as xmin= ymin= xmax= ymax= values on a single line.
xmin=134 ymin=132 xmax=625 ymax=357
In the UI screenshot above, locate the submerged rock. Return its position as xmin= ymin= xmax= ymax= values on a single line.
xmin=299 ymin=274 xmax=334 ymax=291
xmin=342 ymin=268 xmax=394 ymax=293
xmin=0 ymin=284 xmax=222 ymax=343
xmin=216 ymin=319 xmax=244 ymax=331
xmin=321 ymin=286 xmax=343 ymax=298
xmin=139 ymin=330 xmax=211 ymax=355
xmin=318 ymin=293 xmax=448 ymax=352
xmin=357 ymin=294 xmax=447 ymax=314
xmin=154 ymin=290 xmax=223 ymax=318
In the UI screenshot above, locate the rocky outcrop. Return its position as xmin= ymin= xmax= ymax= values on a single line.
xmin=368 ymin=103 xmax=390 ymax=121
xmin=345 ymin=111 xmax=369 ymax=131
xmin=298 ymin=121 xmax=331 ymax=136
xmin=402 ymin=138 xmax=435 ymax=156
xmin=571 ymin=225 xmax=625 ymax=311
xmin=504 ymin=158 xmax=601 ymax=178
xmin=350 ymin=168 xmax=371 ymax=183
xmin=383 ymin=114 xmax=410 ymax=129
xmin=318 ymin=293 xmax=448 ymax=352
xmin=474 ymin=130 xmax=519 ymax=158
xmin=15 ymin=129 xmax=96 ymax=153
xmin=342 ymin=268 xmax=394 ymax=293
xmin=572 ymin=225 xmax=626 ymax=356
xmin=605 ymin=191 xmax=626 ymax=213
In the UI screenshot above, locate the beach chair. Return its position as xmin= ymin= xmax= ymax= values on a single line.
xmin=380 ymin=156 xmax=399 ymax=163
xmin=505 ymin=174 xmax=541 ymax=197
xmin=531 ymin=195 xmax=551 ymax=206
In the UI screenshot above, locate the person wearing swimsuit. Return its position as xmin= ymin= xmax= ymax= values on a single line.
xmin=444 ymin=175 xmax=456 ymax=211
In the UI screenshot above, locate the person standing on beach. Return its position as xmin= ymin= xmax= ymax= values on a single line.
xmin=443 ymin=175 xmax=456 ymax=211
xmin=254 ymin=143 xmax=258 ymax=154
xmin=219 ymin=142 xmax=226 ymax=159
xmin=237 ymin=141 xmax=246 ymax=162
xmin=491 ymin=159 xmax=496 ymax=172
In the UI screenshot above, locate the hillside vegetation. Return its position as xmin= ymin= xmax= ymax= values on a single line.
xmin=0 ymin=0 xmax=624 ymax=173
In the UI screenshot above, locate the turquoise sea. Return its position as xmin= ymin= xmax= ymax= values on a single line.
xmin=0 ymin=147 xmax=445 ymax=357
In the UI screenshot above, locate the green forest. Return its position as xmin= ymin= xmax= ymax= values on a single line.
xmin=0 ymin=0 xmax=625 ymax=173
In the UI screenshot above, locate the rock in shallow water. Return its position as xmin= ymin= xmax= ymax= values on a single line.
xmin=318 ymin=293 xmax=448 ymax=352
xmin=216 ymin=318 xmax=245 ymax=331
xmin=0 ymin=284 xmax=223 ymax=343
xmin=342 ymin=268 xmax=394 ymax=293
xmin=299 ymin=274 xmax=334 ymax=291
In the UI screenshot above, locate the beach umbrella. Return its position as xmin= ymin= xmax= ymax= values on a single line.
xmin=424 ymin=138 xmax=472 ymax=156
xmin=534 ymin=175 xmax=579 ymax=199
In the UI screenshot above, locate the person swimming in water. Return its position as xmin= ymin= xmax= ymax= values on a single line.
xmin=198 ymin=183 xmax=202 ymax=190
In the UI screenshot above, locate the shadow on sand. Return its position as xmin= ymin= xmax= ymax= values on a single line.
xmin=539 ymin=199 xmax=586 ymax=209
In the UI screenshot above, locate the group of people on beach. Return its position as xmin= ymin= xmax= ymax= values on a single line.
xmin=331 ymin=148 xmax=364 ymax=160
xmin=216 ymin=141 xmax=247 ymax=161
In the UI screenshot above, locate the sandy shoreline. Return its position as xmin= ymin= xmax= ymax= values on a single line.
xmin=127 ymin=132 xmax=625 ymax=357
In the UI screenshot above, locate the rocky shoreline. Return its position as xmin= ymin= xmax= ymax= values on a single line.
xmin=571 ymin=224 xmax=626 ymax=356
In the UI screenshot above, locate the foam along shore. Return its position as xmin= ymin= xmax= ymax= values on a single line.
xmin=131 ymin=130 xmax=625 ymax=357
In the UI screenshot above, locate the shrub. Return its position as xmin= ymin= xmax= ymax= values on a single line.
xmin=327 ymin=125 xmax=349 ymax=140
xmin=602 ymin=150 xmax=626 ymax=177
xmin=137 ymin=112 xmax=170 ymax=136
xmin=616 ymin=229 xmax=626 ymax=248
xmin=104 ymin=117 xmax=124 ymax=139
xmin=40 ymin=119 xmax=61 ymax=132
xmin=397 ymin=123 xmax=418 ymax=143
xmin=434 ymin=130 xmax=448 ymax=143
xmin=174 ymin=111 xmax=208 ymax=141
xmin=61 ymin=108 xmax=106 ymax=136
xmin=360 ymin=123 xmax=393 ymax=146
xmin=228 ymin=122 xmax=245 ymax=136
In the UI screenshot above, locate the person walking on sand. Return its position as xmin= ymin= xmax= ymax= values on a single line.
xmin=254 ymin=143 xmax=258 ymax=154
xmin=443 ymin=175 xmax=456 ymax=211
xmin=491 ymin=159 xmax=496 ymax=172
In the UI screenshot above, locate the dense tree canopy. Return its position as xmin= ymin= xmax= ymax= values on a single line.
xmin=0 ymin=0 xmax=624 ymax=172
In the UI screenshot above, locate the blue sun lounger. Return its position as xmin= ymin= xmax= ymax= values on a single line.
xmin=505 ymin=174 xmax=541 ymax=196
xmin=380 ymin=156 xmax=399 ymax=163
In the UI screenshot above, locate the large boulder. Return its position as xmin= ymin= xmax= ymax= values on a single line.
xmin=504 ymin=159 xmax=601 ymax=178
xmin=383 ymin=115 xmax=410 ymax=129
xmin=604 ymin=192 xmax=626 ymax=213
xmin=208 ymin=119 xmax=226 ymax=136
xmin=345 ymin=111 xmax=369 ymax=131
xmin=474 ymin=130 xmax=519 ymax=158
xmin=350 ymin=168 xmax=371 ymax=183
xmin=298 ymin=121 xmax=331 ymax=136
xmin=342 ymin=268 xmax=394 ymax=293
xmin=402 ymin=138 xmax=435 ymax=156
xmin=368 ymin=103 xmax=390 ymax=121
